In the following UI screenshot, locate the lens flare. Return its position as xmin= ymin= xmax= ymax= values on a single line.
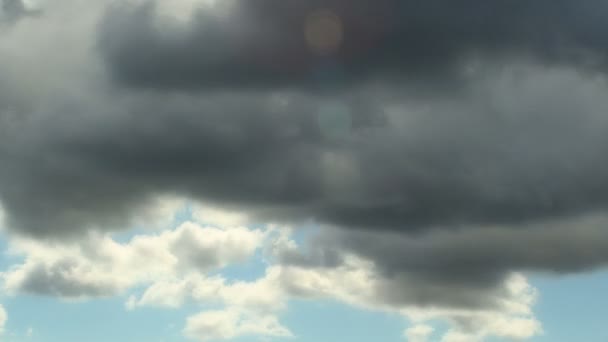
xmin=304 ymin=9 xmax=344 ymax=56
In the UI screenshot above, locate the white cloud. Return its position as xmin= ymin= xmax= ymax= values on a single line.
xmin=130 ymin=274 xmax=225 ymax=309
xmin=0 ymin=205 xmax=291 ymax=341
xmin=441 ymin=331 xmax=477 ymax=342
xmin=128 ymin=225 xmax=543 ymax=342
xmin=127 ymin=266 xmax=291 ymax=341
xmin=129 ymin=266 xmax=286 ymax=313
xmin=191 ymin=202 xmax=250 ymax=228
xmin=2 ymin=221 xmax=264 ymax=298
xmin=184 ymin=308 xmax=292 ymax=342
xmin=405 ymin=324 xmax=434 ymax=342
xmin=0 ymin=206 xmax=544 ymax=342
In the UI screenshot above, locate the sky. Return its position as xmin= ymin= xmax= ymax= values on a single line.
xmin=1 ymin=0 xmax=608 ymax=341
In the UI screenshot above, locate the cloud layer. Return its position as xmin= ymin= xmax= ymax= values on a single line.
xmin=3 ymin=220 xmax=264 ymax=298
xmin=1 ymin=204 xmax=543 ymax=341
xmin=99 ymin=0 xmax=608 ymax=89
xmin=1 ymin=1 xmax=608 ymax=340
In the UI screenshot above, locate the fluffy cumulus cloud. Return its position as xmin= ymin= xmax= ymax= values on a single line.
xmin=116 ymin=222 xmax=542 ymax=342
xmin=405 ymin=325 xmax=434 ymax=342
xmin=184 ymin=308 xmax=293 ymax=342
xmin=272 ymin=235 xmax=543 ymax=341
xmin=2 ymin=216 xmax=265 ymax=298
xmin=0 ymin=203 xmax=544 ymax=341
xmin=1 ymin=0 xmax=608 ymax=341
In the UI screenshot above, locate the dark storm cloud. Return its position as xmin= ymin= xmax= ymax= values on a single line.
xmin=0 ymin=91 xmax=322 ymax=237
xmin=98 ymin=0 xmax=608 ymax=90
xmin=3 ymin=64 xmax=608 ymax=241
xmin=3 ymin=0 xmax=608 ymax=309
xmin=330 ymin=214 xmax=608 ymax=282
xmin=277 ymin=213 xmax=608 ymax=310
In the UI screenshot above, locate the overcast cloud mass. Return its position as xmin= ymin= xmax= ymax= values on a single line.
xmin=0 ymin=0 xmax=607 ymax=341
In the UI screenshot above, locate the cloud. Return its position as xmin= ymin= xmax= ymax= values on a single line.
xmin=283 ymin=259 xmax=541 ymax=341
xmin=98 ymin=0 xmax=608 ymax=90
xmin=0 ymin=1 xmax=607 ymax=340
xmin=2 ymin=207 xmax=543 ymax=341
xmin=126 ymin=275 xmax=225 ymax=309
xmin=122 ymin=226 xmax=542 ymax=341
xmin=271 ymin=233 xmax=542 ymax=342
xmin=126 ymin=263 xmax=287 ymax=315
xmin=0 ymin=0 xmax=40 ymax=25
xmin=6 ymin=260 xmax=123 ymax=298
xmin=2 ymin=218 xmax=265 ymax=298
xmin=316 ymin=213 xmax=608 ymax=290
xmin=5 ymin=50 xmax=608 ymax=243
xmin=405 ymin=325 xmax=434 ymax=342
xmin=184 ymin=308 xmax=293 ymax=341
xmin=2 ymin=0 xmax=608 ymax=253
xmin=127 ymin=263 xmax=293 ymax=341
xmin=191 ymin=203 xmax=250 ymax=228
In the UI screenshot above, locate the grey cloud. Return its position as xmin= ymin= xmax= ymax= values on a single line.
xmin=331 ymin=214 xmax=608 ymax=282
xmin=0 ymin=91 xmax=323 ymax=237
xmin=277 ymin=239 xmax=531 ymax=313
xmin=15 ymin=260 xmax=120 ymax=298
xmin=2 ymin=1 xmax=608 ymax=316
xmin=3 ymin=64 xmax=608 ymax=241
xmin=2 ymin=221 xmax=263 ymax=298
xmin=278 ymin=213 xmax=608 ymax=311
xmin=0 ymin=0 xmax=40 ymax=25
xmin=98 ymin=0 xmax=608 ymax=90
xmin=275 ymin=233 xmax=344 ymax=269
xmin=1 ymin=0 xmax=28 ymax=24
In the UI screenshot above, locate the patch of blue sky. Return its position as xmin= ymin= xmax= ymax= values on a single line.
xmin=3 ymin=295 xmax=183 ymax=342
xmin=528 ymin=271 xmax=608 ymax=342
xmin=283 ymin=299 xmax=406 ymax=342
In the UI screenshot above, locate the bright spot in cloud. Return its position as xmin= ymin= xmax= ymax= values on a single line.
xmin=405 ymin=324 xmax=434 ymax=342
xmin=154 ymin=0 xmax=216 ymax=23
xmin=304 ymin=9 xmax=344 ymax=55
